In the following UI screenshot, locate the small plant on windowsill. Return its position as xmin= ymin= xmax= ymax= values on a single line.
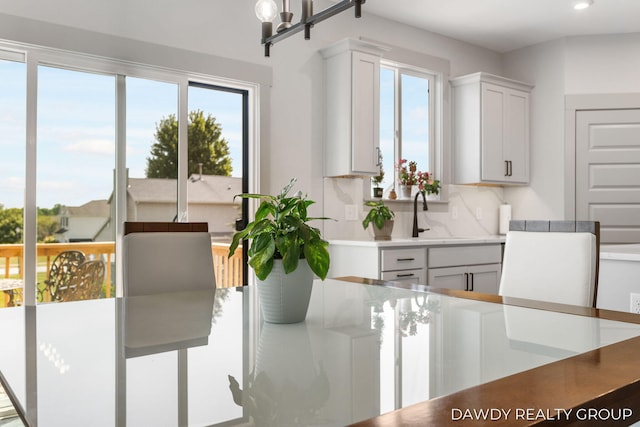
xmin=371 ymin=167 xmax=385 ymax=198
xmin=362 ymin=200 xmax=395 ymax=240
xmin=417 ymin=171 xmax=441 ymax=196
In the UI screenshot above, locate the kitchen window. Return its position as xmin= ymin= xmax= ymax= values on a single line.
xmin=379 ymin=62 xmax=440 ymax=197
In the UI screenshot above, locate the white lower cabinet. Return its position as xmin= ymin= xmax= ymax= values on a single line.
xmin=428 ymin=264 xmax=502 ymax=294
xmin=380 ymin=248 xmax=427 ymax=285
xmin=328 ymin=241 xmax=503 ymax=293
xmin=381 ymin=268 xmax=427 ymax=284
xmin=427 ymin=245 xmax=502 ymax=294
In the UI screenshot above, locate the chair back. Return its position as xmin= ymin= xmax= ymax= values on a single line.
xmin=46 ymin=250 xmax=86 ymax=301
xmin=123 ymin=222 xmax=216 ymax=297
xmin=56 ymin=259 xmax=106 ymax=302
xmin=498 ymin=220 xmax=600 ymax=307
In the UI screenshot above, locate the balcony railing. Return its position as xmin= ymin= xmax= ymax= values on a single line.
xmin=0 ymin=241 xmax=243 ymax=306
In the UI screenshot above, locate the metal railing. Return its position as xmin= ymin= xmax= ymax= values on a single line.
xmin=0 ymin=241 xmax=243 ymax=301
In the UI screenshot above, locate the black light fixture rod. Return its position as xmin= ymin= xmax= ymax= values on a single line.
xmin=262 ymin=0 xmax=365 ymax=56
xmin=355 ymin=0 xmax=362 ymax=17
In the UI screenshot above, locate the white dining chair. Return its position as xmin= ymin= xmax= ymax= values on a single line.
xmin=122 ymin=222 xmax=216 ymax=296
xmin=498 ymin=220 xmax=600 ymax=307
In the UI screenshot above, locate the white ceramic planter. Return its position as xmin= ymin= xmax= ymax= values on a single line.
xmin=257 ymin=259 xmax=314 ymax=323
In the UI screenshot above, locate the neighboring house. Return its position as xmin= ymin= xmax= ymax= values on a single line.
xmin=126 ymin=175 xmax=241 ymax=241
xmin=58 ymin=176 xmax=242 ymax=243
xmin=56 ymin=200 xmax=110 ymax=243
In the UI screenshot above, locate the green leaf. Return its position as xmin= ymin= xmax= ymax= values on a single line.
xmin=253 ymin=257 xmax=274 ymax=281
xmin=280 ymin=178 xmax=297 ymax=197
xmin=373 ymin=214 xmax=385 ymax=230
xmin=255 ymin=201 xmax=276 ymax=221
xmin=362 ymin=210 xmax=375 ymax=229
xmin=303 ymin=238 xmax=330 ymax=280
xmin=248 ymin=233 xmax=275 ymax=264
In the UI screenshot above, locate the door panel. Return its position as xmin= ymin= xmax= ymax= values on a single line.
xmin=576 ymin=109 xmax=640 ymax=243
xmin=468 ymin=264 xmax=501 ymax=295
xmin=481 ymin=83 xmax=505 ymax=181
xmin=427 ymin=266 xmax=467 ymax=291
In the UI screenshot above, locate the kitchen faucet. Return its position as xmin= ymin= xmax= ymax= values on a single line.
xmin=412 ymin=191 xmax=429 ymax=237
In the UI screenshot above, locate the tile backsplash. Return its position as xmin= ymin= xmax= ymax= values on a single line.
xmin=323 ymin=177 xmax=506 ymax=240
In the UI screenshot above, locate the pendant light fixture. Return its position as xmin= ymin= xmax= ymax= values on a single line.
xmin=256 ymin=0 xmax=365 ymax=57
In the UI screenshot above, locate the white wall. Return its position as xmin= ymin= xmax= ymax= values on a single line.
xmin=0 ymin=0 xmax=506 ymax=239
xmin=564 ymin=34 xmax=640 ymax=94
xmin=502 ymin=39 xmax=566 ymax=221
xmin=503 ymin=33 xmax=640 ymax=221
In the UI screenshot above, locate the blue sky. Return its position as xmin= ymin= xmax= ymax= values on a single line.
xmin=379 ymin=67 xmax=430 ymax=188
xmin=0 ymin=59 xmax=243 ymax=209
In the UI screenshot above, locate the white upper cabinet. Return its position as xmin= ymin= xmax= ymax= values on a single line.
xmin=451 ymin=72 xmax=533 ymax=185
xmin=321 ymin=39 xmax=387 ymax=177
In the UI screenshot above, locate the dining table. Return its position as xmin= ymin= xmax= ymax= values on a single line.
xmin=1 ymin=276 xmax=640 ymax=426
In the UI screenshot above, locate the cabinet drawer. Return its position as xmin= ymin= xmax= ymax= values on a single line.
xmin=381 ymin=268 xmax=426 ymax=285
xmin=381 ymin=248 xmax=426 ymax=271
xmin=428 ymin=245 xmax=501 ymax=268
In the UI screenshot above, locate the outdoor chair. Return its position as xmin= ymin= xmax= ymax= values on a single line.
xmin=45 ymin=250 xmax=86 ymax=302
xmin=499 ymin=220 xmax=600 ymax=307
xmin=55 ymin=259 xmax=105 ymax=302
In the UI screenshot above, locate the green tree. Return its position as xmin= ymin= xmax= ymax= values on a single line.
xmin=0 ymin=207 xmax=23 ymax=243
xmin=37 ymin=215 xmax=59 ymax=242
xmin=0 ymin=207 xmax=62 ymax=243
xmin=146 ymin=110 xmax=233 ymax=179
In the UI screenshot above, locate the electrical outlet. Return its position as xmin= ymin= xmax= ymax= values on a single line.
xmin=630 ymin=293 xmax=640 ymax=314
xmin=475 ymin=207 xmax=483 ymax=220
xmin=345 ymin=204 xmax=358 ymax=221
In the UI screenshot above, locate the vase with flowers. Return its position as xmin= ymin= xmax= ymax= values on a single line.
xmin=396 ymin=159 xmax=418 ymax=199
xmin=417 ymin=171 xmax=441 ymax=200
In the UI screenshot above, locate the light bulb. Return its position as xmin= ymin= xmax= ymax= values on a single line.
xmin=255 ymin=0 xmax=278 ymax=22
xmin=573 ymin=0 xmax=593 ymax=10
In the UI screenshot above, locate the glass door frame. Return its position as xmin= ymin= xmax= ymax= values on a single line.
xmin=8 ymin=42 xmax=260 ymax=303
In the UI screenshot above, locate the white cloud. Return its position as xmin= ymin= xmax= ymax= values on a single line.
xmin=63 ymin=138 xmax=114 ymax=156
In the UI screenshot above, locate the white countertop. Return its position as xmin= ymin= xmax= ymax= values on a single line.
xmin=329 ymin=235 xmax=505 ymax=247
xmin=600 ymin=244 xmax=640 ymax=262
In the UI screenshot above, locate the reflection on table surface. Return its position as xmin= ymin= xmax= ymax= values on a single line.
xmin=1 ymin=278 xmax=640 ymax=426
xmin=0 ymin=370 xmax=26 ymax=426
xmin=0 ymin=279 xmax=23 ymax=308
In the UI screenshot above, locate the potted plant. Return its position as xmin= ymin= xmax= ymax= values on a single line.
xmin=417 ymin=171 xmax=441 ymax=198
xmin=396 ymin=159 xmax=418 ymax=199
xmin=371 ymin=167 xmax=385 ymax=198
xmin=362 ymin=200 xmax=395 ymax=240
xmin=228 ymin=178 xmax=331 ymax=323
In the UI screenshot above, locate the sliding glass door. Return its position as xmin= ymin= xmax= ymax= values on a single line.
xmin=187 ymin=82 xmax=248 ymax=287
xmin=0 ymin=56 xmax=26 ymax=307
xmin=0 ymin=46 xmax=254 ymax=306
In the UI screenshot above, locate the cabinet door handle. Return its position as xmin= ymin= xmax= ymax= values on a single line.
xmin=505 ymin=160 xmax=509 ymax=177
xmin=397 ymin=258 xmax=415 ymax=262
xmin=508 ymin=160 xmax=513 ymax=177
xmin=464 ymin=272 xmax=469 ymax=291
xmin=396 ymin=273 xmax=415 ymax=278
xmin=470 ymin=272 xmax=474 ymax=291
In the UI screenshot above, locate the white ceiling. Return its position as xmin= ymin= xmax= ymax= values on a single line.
xmin=359 ymin=0 xmax=640 ymax=52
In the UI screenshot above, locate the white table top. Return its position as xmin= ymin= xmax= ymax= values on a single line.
xmin=1 ymin=279 xmax=640 ymax=426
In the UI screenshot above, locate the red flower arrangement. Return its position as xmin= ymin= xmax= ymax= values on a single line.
xmin=396 ymin=159 xmax=441 ymax=195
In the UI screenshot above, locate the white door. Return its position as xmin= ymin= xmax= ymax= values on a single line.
xmin=575 ymin=109 xmax=640 ymax=243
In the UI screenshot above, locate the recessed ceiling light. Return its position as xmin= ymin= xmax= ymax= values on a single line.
xmin=573 ymin=0 xmax=593 ymax=10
